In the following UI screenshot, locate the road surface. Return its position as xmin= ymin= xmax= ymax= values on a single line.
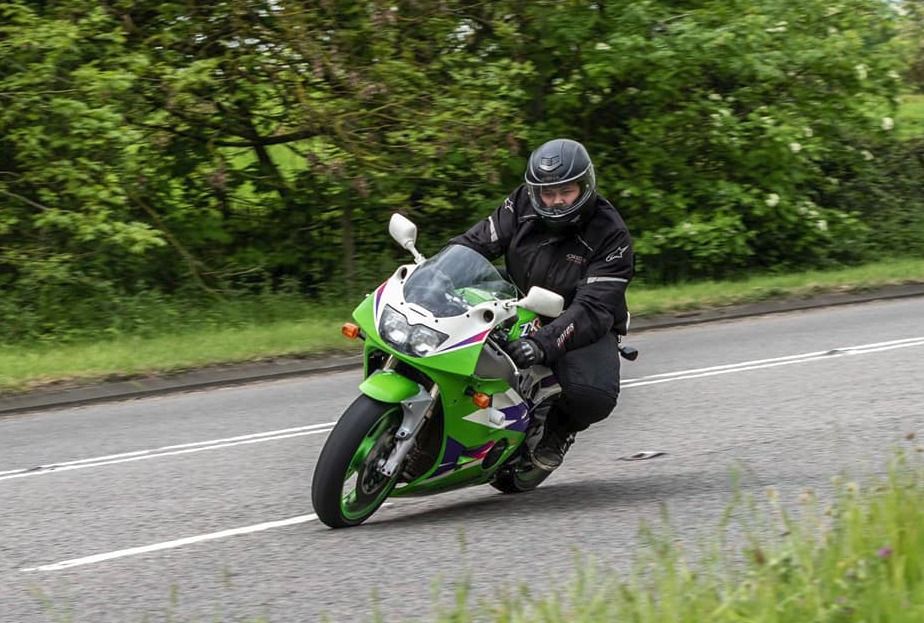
xmin=2 ymin=297 xmax=923 ymax=622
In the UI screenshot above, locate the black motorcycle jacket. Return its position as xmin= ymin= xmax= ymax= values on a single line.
xmin=450 ymin=184 xmax=634 ymax=363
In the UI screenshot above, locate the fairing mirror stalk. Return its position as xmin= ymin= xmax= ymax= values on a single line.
xmin=388 ymin=213 xmax=425 ymax=264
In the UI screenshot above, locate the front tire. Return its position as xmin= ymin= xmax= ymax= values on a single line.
xmin=311 ymin=396 xmax=402 ymax=528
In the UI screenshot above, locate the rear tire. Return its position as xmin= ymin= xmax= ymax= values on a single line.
xmin=311 ymin=396 xmax=402 ymax=528
xmin=491 ymin=462 xmax=551 ymax=494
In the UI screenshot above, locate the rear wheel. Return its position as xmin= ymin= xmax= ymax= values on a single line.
xmin=491 ymin=461 xmax=551 ymax=493
xmin=311 ymin=396 xmax=402 ymax=528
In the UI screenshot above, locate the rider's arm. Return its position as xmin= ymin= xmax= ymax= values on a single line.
xmin=448 ymin=189 xmax=522 ymax=260
xmin=530 ymin=226 xmax=634 ymax=363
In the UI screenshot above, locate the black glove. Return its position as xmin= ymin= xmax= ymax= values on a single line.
xmin=506 ymin=338 xmax=545 ymax=368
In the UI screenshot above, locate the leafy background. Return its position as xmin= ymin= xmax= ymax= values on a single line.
xmin=2 ymin=0 xmax=923 ymax=343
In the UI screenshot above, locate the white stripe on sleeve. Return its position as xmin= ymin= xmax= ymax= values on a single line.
xmin=586 ymin=276 xmax=629 ymax=284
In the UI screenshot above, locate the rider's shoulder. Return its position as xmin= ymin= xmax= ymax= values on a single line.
xmin=506 ymin=184 xmax=538 ymax=220
xmin=586 ymin=195 xmax=630 ymax=236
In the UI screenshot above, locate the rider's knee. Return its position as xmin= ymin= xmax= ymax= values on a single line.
xmin=562 ymin=385 xmax=618 ymax=430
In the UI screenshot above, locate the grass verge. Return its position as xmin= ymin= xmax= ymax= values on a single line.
xmin=0 ymin=317 xmax=351 ymax=394
xmin=626 ymin=256 xmax=924 ymax=315
xmin=2 ymin=258 xmax=924 ymax=394
xmin=430 ymin=448 xmax=924 ymax=622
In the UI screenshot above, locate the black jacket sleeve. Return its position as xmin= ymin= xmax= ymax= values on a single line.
xmin=448 ymin=192 xmax=520 ymax=261
xmin=530 ymin=226 xmax=634 ymax=362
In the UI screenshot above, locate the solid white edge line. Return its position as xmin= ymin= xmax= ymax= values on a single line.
xmin=626 ymin=336 xmax=924 ymax=381
xmin=623 ymin=339 xmax=924 ymax=388
xmin=21 ymin=513 xmax=320 ymax=572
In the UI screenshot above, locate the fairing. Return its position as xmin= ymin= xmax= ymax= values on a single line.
xmin=347 ymin=248 xmax=562 ymax=496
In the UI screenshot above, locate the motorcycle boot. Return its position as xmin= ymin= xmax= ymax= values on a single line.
xmin=531 ymin=410 xmax=576 ymax=472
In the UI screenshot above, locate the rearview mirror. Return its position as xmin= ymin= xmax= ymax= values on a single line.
xmin=517 ymin=286 xmax=564 ymax=318
xmin=389 ymin=213 xmax=417 ymax=249
xmin=388 ymin=213 xmax=425 ymax=264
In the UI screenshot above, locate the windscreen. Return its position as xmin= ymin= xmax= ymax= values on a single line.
xmin=403 ymin=245 xmax=517 ymax=318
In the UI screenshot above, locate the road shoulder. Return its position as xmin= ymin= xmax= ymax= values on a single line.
xmin=3 ymin=283 xmax=924 ymax=416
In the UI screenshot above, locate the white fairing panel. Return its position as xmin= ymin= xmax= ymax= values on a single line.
xmin=372 ymin=264 xmax=518 ymax=356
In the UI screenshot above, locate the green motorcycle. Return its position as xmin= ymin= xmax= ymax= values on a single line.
xmin=311 ymin=214 xmax=571 ymax=528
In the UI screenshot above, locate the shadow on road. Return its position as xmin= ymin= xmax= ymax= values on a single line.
xmin=327 ymin=467 xmax=764 ymax=532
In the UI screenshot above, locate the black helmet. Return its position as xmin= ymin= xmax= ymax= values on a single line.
xmin=525 ymin=138 xmax=597 ymax=228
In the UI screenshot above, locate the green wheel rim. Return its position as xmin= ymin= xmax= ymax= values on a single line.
xmin=340 ymin=407 xmax=401 ymax=520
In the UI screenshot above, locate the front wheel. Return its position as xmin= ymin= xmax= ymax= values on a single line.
xmin=311 ymin=396 xmax=402 ymax=528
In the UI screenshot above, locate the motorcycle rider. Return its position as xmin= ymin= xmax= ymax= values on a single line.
xmin=451 ymin=138 xmax=634 ymax=471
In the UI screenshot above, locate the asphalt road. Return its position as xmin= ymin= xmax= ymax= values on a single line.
xmin=2 ymin=297 xmax=923 ymax=622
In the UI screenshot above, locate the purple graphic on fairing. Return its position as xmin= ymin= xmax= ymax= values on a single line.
xmin=424 ymin=402 xmax=533 ymax=480
xmin=429 ymin=438 xmax=497 ymax=478
xmin=501 ymin=404 xmax=531 ymax=433
xmin=430 ymin=438 xmax=467 ymax=478
xmin=373 ymin=282 xmax=386 ymax=316
xmin=442 ymin=329 xmax=491 ymax=352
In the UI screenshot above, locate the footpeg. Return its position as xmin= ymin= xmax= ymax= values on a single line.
xmin=618 ymin=345 xmax=639 ymax=361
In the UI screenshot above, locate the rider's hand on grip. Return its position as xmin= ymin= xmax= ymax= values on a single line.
xmin=506 ymin=338 xmax=545 ymax=368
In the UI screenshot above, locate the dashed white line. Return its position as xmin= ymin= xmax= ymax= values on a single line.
xmin=0 ymin=422 xmax=336 ymax=481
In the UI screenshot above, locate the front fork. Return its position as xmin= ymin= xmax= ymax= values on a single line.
xmin=374 ymin=356 xmax=441 ymax=478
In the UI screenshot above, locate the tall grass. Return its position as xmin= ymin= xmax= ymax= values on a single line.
xmin=431 ymin=449 xmax=924 ymax=622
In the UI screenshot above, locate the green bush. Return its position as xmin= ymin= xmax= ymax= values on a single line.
xmin=528 ymin=0 xmax=911 ymax=280
xmin=2 ymin=0 xmax=924 ymax=339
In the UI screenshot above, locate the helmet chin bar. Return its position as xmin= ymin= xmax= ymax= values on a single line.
xmin=528 ymin=183 xmax=595 ymax=222
xmin=545 ymin=199 xmax=577 ymax=214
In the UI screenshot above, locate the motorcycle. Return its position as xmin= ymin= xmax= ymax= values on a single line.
xmin=311 ymin=213 xmax=633 ymax=528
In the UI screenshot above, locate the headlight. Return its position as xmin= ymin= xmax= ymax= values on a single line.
xmin=380 ymin=305 xmax=412 ymax=345
xmin=409 ymin=325 xmax=446 ymax=356
xmin=378 ymin=305 xmax=447 ymax=356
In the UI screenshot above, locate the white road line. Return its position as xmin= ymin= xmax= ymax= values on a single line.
xmin=15 ymin=336 xmax=924 ymax=574
xmin=0 ymin=421 xmax=336 ymax=478
xmin=624 ymin=336 xmax=924 ymax=381
xmin=23 ymin=502 xmax=394 ymax=572
xmin=4 ymin=335 xmax=924 ymax=482
xmin=0 ymin=427 xmax=334 ymax=481
xmin=622 ymin=337 xmax=924 ymax=388
xmin=21 ymin=513 xmax=320 ymax=572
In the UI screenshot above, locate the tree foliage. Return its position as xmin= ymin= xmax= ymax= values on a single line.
xmin=1 ymin=0 xmax=922 ymax=342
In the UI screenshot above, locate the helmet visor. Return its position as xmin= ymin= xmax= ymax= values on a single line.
xmin=526 ymin=166 xmax=596 ymax=220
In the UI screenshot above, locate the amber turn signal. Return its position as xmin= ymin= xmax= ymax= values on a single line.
xmin=341 ymin=323 xmax=361 ymax=339
xmin=472 ymin=392 xmax=492 ymax=409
